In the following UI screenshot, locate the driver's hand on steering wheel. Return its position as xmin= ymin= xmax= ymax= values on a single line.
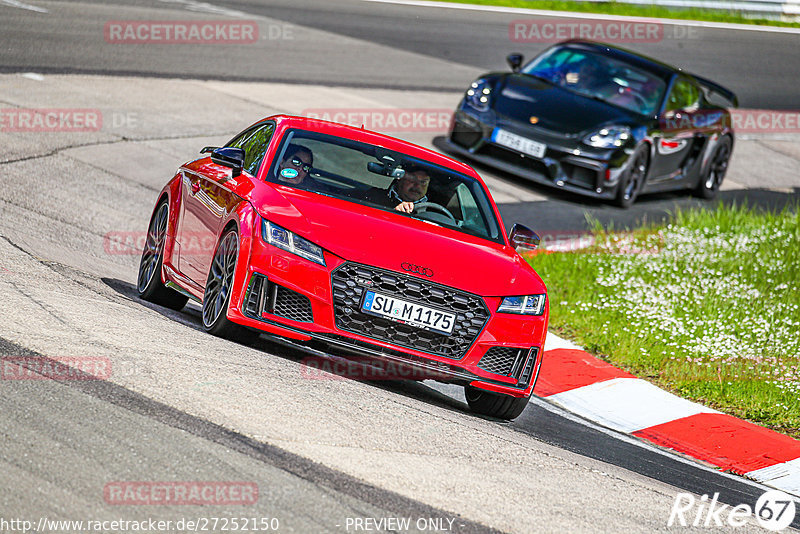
xmin=394 ymin=201 xmax=415 ymax=214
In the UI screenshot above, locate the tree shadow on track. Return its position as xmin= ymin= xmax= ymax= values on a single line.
xmin=102 ymin=277 xmax=476 ymax=419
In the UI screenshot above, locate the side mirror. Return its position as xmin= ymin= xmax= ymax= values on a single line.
xmin=210 ymin=147 xmax=245 ymax=177
xmin=509 ymin=223 xmax=540 ymax=251
xmin=507 ymin=53 xmax=524 ymax=73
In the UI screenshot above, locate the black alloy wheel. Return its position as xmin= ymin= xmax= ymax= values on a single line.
xmin=137 ymin=201 xmax=188 ymax=310
xmin=615 ymin=145 xmax=650 ymax=209
xmin=695 ymin=136 xmax=732 ymax=199
xmin=202 ymin=229 xmax=259 ymax=342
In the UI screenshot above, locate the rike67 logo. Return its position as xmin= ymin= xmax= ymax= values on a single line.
xmin=668 ymin=490 xmax=796 ymax=531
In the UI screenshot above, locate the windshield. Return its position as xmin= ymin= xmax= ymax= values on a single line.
xmin=268 ymin=129 xmax=503 ymax=243
xmin=523 ymin=46 xmax=666 ymax=116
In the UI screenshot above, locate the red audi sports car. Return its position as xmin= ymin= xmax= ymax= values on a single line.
xmin=137 ymin=115 xmax=548 ymax=419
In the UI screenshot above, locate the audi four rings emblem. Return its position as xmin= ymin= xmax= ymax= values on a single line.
xmin=401 ymin=262 xmax=434 ymax=277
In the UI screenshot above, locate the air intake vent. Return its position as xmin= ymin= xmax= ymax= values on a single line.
xmin=244 ymin=273 xmax=313 ymax=323
xmin=478 ymin=347 xmax=525 ymax=377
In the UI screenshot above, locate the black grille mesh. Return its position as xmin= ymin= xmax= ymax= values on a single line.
xmin=478 ymin=347 xmax=524 ymax=376
xmin=273 ymin=285 xmax=314 ymax=323
xmin=331 ymin=263 xmax=489 ymax=360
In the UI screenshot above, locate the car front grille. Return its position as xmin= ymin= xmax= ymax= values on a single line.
xmin=331 ymin=262 xmax=490 ymax=360
xmin=244 ymin=273 xmax=314 ymax=323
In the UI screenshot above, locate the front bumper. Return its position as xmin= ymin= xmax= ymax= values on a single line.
xmin=448 ymin=109 xmax=632 ymax=200
xmin=226 ymin=236 xmax=547 ymax=398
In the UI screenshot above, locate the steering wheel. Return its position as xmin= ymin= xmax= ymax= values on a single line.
xmin=628 ymin=92 xmax=650 ymax=112
xmin=413 ymin=202 xmax=457 ymax=223
xmin=610 ymin=88 xmax=649 ymax=113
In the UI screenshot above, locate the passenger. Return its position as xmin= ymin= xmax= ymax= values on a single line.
xmin=363 ymin=165 xmax=430 ymax=213
xmin=277 ymin=144 xmax=314 ymax=186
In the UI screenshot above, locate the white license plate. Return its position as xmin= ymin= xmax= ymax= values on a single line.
xmin=492 ymin=128 xmax=547 ymax=158
xmin=361 ymin=290 xmax=456 ymax=335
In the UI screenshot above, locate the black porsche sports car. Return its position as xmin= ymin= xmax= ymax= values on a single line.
xmin=446 ymin=40 xmax=738 ymax=208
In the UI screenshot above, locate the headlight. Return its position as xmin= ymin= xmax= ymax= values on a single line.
xmin=261 ymin=219 xmax=326 ymax=266
xmin=497 ymin=294 xmax=546 ymax=315
xmin=465 ymin=78 xmax=492 ymax=112
xmin=582 ymin=126 xmax=631 ymax=148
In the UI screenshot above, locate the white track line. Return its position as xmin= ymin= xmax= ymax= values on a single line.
xmin=363 ymin=0 xmax=800 ymax=35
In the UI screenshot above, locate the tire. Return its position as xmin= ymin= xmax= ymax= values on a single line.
xmin=615 ymin=144 xmax=649 ymax=209
xmin=201 ymin=229 xmax=259 ymax=343
xmin=137 ymin=201 xmax=189 ymax=311
xmin=464 ymin=385 xmax=531 ymax=420
xmin=694 ymin=136 xmax=732 ymax=200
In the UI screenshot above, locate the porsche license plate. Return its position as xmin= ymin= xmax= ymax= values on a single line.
xmin=492 ymin=129 xmax=546 ymax=159
xmin=361 ymin=291 xmax=455 ymax=335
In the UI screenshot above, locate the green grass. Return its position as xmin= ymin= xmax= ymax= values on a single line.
xmin=439 ymin=0 xmax=800 ymax=28
xmin=528 ymin=203 xmax=800 ymax=438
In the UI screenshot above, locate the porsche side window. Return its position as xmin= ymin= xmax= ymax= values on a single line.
xmin=666 ymin=78 xmax=700 ymax=112
xmin=227 ymin=123 xmax=275 ymax=176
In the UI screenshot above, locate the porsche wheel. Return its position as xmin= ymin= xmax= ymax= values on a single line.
xmin=465 ymin=385 xmax=530 ymax=420
xmin=137 ymin=201 xmax=188 ymax=310
xmin=202 ymin=229 xmax=258 ymax=342
xmin=695 ymin=136 xmax=731 ymax=200
xmin=615 ymin=145 xmax=649 ymax=209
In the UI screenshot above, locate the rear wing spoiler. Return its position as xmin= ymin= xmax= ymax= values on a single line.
xmin=691 ymin=74 xmax=738 ymax=108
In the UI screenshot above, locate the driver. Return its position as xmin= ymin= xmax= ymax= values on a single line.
xmin=363 ymin=165 xmax=430 ymax=213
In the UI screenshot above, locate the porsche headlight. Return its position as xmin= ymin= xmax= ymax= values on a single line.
xmin=583 ymin=126 xmax=631 ymax=148
xmin=497 ymin=294 xmax=546 ymax=315
xmin=261 ymin=219 xmax=326 ymax=266
xmin=465 ymin=78 xmax=492 ymax=112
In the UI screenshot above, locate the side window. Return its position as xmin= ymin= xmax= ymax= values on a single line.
xmin=666 ymin=78 xmax=700 ymax=112
xmin=226 ymin=123 xmax=275 ymax=176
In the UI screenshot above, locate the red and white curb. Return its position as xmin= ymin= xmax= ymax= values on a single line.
xmin=534 ymin=333 xmax=800 ymax=498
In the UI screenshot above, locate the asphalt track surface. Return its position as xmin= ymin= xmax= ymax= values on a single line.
xmin=1 ymin=1 xmax=799 ymax=532
xmin=3 ymin=0 xmax=800 ymax=108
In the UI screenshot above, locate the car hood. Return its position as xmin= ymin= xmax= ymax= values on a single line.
xmin=492 ymin=74 xmax=638 ymax=135
xmin=250 ymin=185 xmax=545 ymax=297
